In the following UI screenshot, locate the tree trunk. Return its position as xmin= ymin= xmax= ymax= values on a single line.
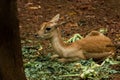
xmin=0 ymin=0 xmax=26 ymax=80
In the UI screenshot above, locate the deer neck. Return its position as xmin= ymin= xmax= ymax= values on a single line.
xmin=51 ymin=28 xmax=66 ymax=56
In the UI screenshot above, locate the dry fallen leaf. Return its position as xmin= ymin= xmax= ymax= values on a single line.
xmin=29 ymin=6 xmax=41 ymax=10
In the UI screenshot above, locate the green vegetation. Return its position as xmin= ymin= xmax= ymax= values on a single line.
xmin=99 ymin=28 xmax=108 ymax=34
xmin=22 ymin=45 xmax=120 ymax=80
xmin=22 ymin=31 xmax=119 ymax=80
xmin=67 ymin=33 xmax=83 ymax=43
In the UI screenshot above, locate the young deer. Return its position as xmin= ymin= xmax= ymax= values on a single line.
xmin=36 ymin=14 xmax=115 ymax=62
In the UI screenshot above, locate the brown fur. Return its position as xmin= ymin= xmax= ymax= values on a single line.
xmin=37 ymin=14 xmax=115 ymax=62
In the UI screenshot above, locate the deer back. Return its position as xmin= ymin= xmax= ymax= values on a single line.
xmin=74 ymin=31 xmax=115 ymax=53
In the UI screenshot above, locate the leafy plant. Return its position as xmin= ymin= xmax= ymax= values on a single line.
xmin=22 ymin=45 xmax=120 ymax=80
xmin=22 ymin=37 xmax=119 ymax=80
xmin=67 ymin=33 xmax=83 ymax=43
xmin=61 ymin=58 xmax=120 ymax=80
xmin=99 ymin=28 xmax=108 ymax=34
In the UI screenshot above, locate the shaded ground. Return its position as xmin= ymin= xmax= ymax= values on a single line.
xmin=17 ymin=0 xmax=120 ymax=80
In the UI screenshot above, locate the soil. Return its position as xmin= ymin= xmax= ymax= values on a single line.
xmin=17 ymin=0 xmax=120 ymax=80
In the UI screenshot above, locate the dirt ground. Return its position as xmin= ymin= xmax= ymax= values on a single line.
xmin=17 ymin=0 xmax=120 ymax=80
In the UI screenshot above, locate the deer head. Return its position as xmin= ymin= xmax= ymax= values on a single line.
xmin=36 ymin=14 xmax=60 ymax=39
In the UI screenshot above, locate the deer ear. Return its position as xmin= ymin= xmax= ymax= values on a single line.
xmin=50 ymin=14 xmax=60 ymax=23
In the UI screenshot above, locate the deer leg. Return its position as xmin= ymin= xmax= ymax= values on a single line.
xmin=85 ymin=51 xmax=115 ymax=59
xmin=63 ymin=50 xmax=86 ymax=59
xmin=58 ymin=57 xmax=80 ymax=62
xmin=51 ymin=54 xmax=60 ymax=60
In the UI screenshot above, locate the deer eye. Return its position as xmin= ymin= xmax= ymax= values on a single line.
xmin=46 ymin=27 xmax=51 ymax=31
xmin=45 ymin=27 xmax=51 ymax=33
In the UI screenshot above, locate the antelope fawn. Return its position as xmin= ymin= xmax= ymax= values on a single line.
xmin=36 ymin=14 xmax=115 ymax=62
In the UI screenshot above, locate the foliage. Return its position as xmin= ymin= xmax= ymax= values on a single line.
xmin=22 ymin=46 xmax=120 ymax=80
xmin=99 ymin=28 xmax=108 ymax=34
xmin=22 ymin=31 xmax=119 ymax=80
xmin=67 ymin=33 xmax=83 ymax=43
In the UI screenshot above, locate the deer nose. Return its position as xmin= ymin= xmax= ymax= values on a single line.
xmin=34 ymin=34 xmax=39 ymax=38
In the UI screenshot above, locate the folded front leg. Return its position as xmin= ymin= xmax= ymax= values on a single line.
xmin=51 ymin=54 xmax=60 ymax=60
xmin=58 ymin=57 xmax=80 ymax=62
